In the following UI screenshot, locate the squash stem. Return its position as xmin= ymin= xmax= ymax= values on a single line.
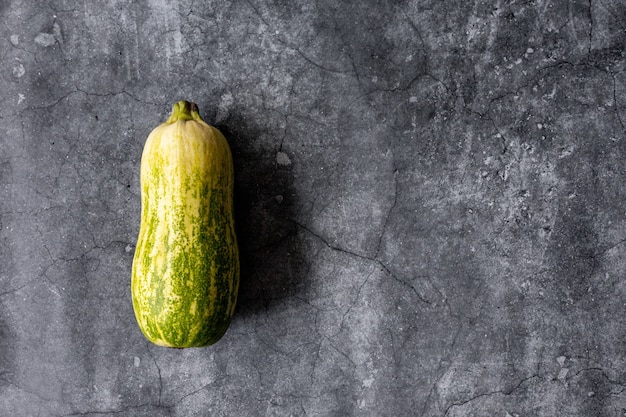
xmin=166 ymin=100 xmax=203 ymax=123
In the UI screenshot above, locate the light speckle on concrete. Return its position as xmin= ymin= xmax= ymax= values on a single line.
xmin=11 ymin=63 xmax=24 ymax=78
xmin=276 ymin=151 xmax=291 ymax=166
xmin=0 ymin=1 xmax=625 ymax=416
xmin=34 ymin=32 xmax=56 ymax=47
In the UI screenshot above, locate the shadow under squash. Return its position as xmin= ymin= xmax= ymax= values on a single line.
xmin=214 ymin=112 xmax=306 ymax=319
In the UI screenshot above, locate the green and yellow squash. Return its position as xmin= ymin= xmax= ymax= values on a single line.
xmin=131 ymin=100 xmax=239 ymax=348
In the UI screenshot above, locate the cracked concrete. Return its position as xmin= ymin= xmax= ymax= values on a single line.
xmin=1 ymin=0 xmax=626 ymax=416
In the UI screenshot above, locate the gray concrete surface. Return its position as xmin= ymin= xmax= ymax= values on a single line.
xmin=1 ymin=0 xmax=626 ymax=416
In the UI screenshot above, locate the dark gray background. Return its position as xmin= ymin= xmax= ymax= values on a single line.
xmin=1 ymin=1 xmax=626 ymax=416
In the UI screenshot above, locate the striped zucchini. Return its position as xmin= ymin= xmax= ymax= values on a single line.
xmin=131 ymin=100 xmax=239 ymax=348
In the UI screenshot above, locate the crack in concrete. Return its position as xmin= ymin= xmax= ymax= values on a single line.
xmin=322 ymin=336 xmax=357 ymax=369
xmin=569 ymin=367 xmax=626 ymax=388
xmin=254 ymin=321 xmax=293 ymax=359
xmin=242 ymin=0 xmax=355 ymax=78
xmin=387 ymin=273 xmax=432 ymax=306
xmin=294 ymin=48 xmax=354 ymax=75
xmin=24 ymin=87 xmax=161 ymax=113
xmin=55 ymin=402 xmax=172 ymax=417
xmin=0 ymin=282 xmax=31 ymax=298
xmin=291 ymin=219 xmax=372 ymax=263
xmin=419 ymin=320 xmax=464 ymax=416
xmin=292 ymin=219 xmax=430 ymax=306
xmin=331 ymin=270 xmax=376 ymax=339
xmin=442 ymin=374 xmax=541 ymax=416
xmin=611 ymin=71 xmax=626 ymax=134
xmin=168 ymin=375 xmax=228 ymax=408
xmin=145 ymin=345 xmax=163 ymax=408
xmin=597 ymin=237 xmax=626 ymax=256
xmin=374 ymin=162 xmax=398 ymax=261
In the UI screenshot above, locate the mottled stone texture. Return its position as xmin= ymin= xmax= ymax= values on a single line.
xmin=1 ymin=0 xmax=625 ymax=416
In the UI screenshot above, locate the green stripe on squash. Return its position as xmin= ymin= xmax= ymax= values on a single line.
xmin=131 ymin=100 xmax=239 ymax=348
